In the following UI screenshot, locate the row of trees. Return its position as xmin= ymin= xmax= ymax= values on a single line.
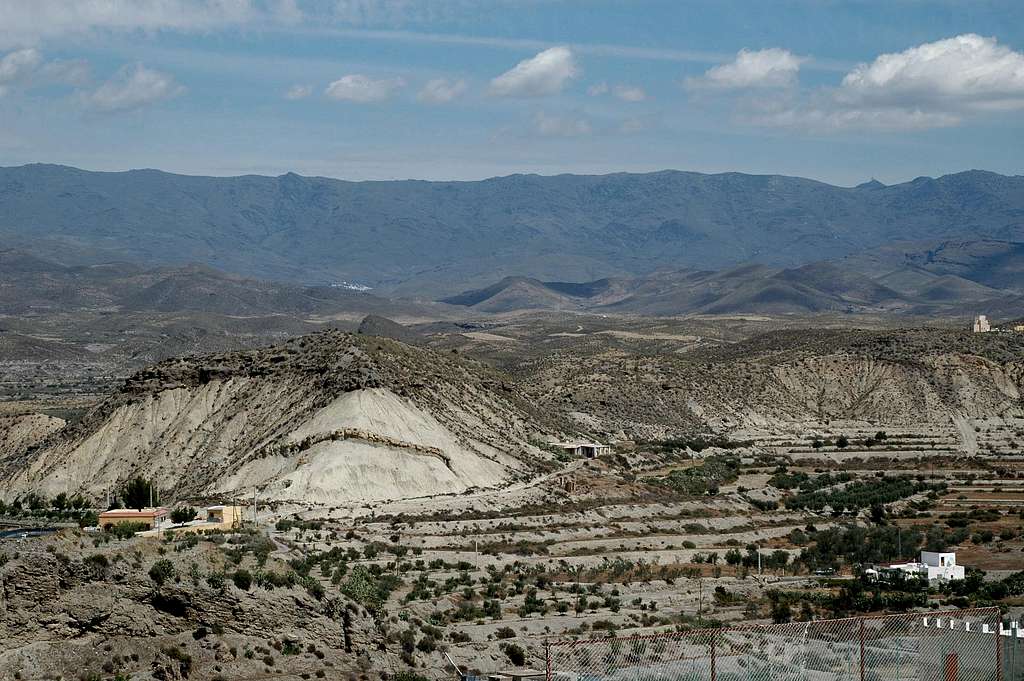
xmin=783 ymin=476 xmax=942 ymax=511
xmin=794 ymin=523 xmax=961 ymax=570
xmin=2 ymin=477 xmax=162 ymax=515
xmin=809 ymin=431 xmax=889 ymax=450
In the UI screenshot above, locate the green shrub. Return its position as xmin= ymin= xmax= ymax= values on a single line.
xmin=502 ymin=643 xmax=526 ymax=666
xmin=171 ymin=506 xmax=197 ymax=524
xmin=232 ymin=569 xmax=253 ymax=591
xmin=149 ymin=559 xmax=176 ymax=586
xmin=108 ymin=522 xmax=149 ymax=539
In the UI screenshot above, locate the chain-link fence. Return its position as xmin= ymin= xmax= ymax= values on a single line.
xmin=547 ymin=608 xmax=1020 ymax=681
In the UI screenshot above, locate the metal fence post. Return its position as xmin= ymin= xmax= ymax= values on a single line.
xmin=859 ymin=619 xmax=866 ymax=681
xmin=545 ymin=638 xmax=552 ymax=681
xmin=710 ymin=630 xmax=717 ymax=681
xmin=996 ymin=615 xmax=1003 ymax=681
xmin=944 ymin=653 xmax=958 ymax=681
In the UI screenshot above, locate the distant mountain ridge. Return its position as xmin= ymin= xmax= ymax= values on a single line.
xmin=1 ymin=163 xmax=1022 ymax=296
xmin=442 ymin=244 xmax=1024 ymax=317
xmin=0 ymin=249 xmax=434 ymax=318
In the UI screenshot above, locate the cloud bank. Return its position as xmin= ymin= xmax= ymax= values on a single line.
xmin=84 ymin=63 xmax=184 ymax=112
xmin=699 ymin=35 xmax=1024 ymax=131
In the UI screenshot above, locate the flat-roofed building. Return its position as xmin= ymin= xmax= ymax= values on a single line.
xmin=867 ymin=550 xmax=965 ymax=584
xmin=204 ymin=505 xmax=244 ymax=529
xmin=98 ymin=507 xmax=168 ymax=531
xmin=556 ymin=441 xmax=610 ymax=459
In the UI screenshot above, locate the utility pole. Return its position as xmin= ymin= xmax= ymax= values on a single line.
xmin=697 ymin=577 xmax=704 ymax=626
xmin=252 ymin=487 xmax=258 ymax=526
xmin=574 ymin=564 xmax=582 ymax=618
xmin=758 ymin=549 xmax=762 ymax=575
xmin=148 ymin=482 xmax=153 ymax=509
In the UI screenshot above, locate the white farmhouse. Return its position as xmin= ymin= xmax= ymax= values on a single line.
xmin=868 ymin=551 xmax=965 ymax=584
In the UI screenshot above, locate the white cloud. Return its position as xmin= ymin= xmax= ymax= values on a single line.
xmin=533 ymin=111 xmax=591 ymax=137
xmin=327 ymin=0 xmax=474 ymax=28
xmin=325 ymin=74 xmax=405 ymax=103
xmin=0 ymin=0 xmax=261 ymax=47
xmin=588 ymin=81 xmax=646 ymax=102
xmin=40 ymin=58 xmax=91 ymax=86
xmin=0 ymin=48 xmax=89 ymax=96
xmin=84 ymin=63 xmax=184 ymax=112
xmin=838 ymin=33 xmax=1024 ymax=111
xmin=490 ymin=46 xmax=579 ymax=97
xmin=612 ymin=84 xmax=645 ymax=102
xmin=746 ymin=102 xmax=961 ymax=132
xmin=284 ymin=83 xmax=312 ymax=100
xmin=417 ymin=77 xmax=466 ymax=104
xmin=689 ymin=48 xmax=805 ymax=89
xmin=746 ymin=34 xmax=1024 ymax=132
xmin=0 ymin=48 xmax=42 ymax=83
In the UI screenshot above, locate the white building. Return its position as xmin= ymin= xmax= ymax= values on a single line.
xmin=868 ymin=551 xmax=965 ymax=584
xmin=973 ymin=315 xmax=991 ymax=333
xmin=556 ymin=442 xmax=610 ymax=459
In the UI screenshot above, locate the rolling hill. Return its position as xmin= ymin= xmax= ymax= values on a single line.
xmin=0 ymin=249 xmax=436 ymax=319
xmin=440 ymin=254 xmax=1024 ymax=316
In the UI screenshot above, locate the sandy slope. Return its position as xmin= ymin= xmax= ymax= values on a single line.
xmin=0 ymin=414 xmax=65 ymax=458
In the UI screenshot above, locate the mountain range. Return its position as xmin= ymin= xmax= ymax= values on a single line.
xmin=2 ymin=164 xmax=1023 ymax=297
xmin=0 ymin=249 xmax=434 ymax=319
xmin=441 ymin=239 xmax=1024 ymax=317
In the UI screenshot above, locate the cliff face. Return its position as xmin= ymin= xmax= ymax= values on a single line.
xmin=0 ymin=331 xmax=547 ymax=504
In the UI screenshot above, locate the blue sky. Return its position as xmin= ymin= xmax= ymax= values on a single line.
xmin=1 ymin=0 xmax=1022 ymax=185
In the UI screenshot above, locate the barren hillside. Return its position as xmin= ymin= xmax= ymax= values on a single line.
xmin=516 ymin=328 xmax=1024 ymax=440
xmin=0 ymin=331 xmax=552 ymax=505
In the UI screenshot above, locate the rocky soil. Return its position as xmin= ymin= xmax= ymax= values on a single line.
xmin=0 ymin=530 xmax=386 ymax=681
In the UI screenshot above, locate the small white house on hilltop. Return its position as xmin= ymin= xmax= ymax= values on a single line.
xmin=867 ymin=551 xmax=965 ymax=584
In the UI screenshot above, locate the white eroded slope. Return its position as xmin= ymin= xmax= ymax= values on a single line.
xmin=1 ymin=332 xmax=540 ymax=505
xmin=219 ymin=388 xmax=515 ymax=503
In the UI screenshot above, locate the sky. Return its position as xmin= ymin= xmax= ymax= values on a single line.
xmin=0 ymin=0 xmax=1023 ymax=185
